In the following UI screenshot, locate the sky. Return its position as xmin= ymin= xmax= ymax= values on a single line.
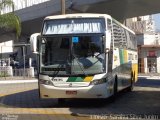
xmin=153 ymin=13 xmax=160 ymax=32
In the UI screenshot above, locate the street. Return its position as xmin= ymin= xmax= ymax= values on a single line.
xmin=0 ymin=76 xmax=159 ymax=120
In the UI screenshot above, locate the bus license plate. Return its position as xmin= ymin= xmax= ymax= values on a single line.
xmin=66 ymin=91 xmax=77 ymax=95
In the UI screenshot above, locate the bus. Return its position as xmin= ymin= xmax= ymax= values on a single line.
xmin=30 ymin=13 xmax=138 ymax=103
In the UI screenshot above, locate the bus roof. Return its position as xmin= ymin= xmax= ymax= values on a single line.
xmin=44 ymin=13 xmax=135 ymax=35
xmin=45 ymin=13 xmax=112 ymax=20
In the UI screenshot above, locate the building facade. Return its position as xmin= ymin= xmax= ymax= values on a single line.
xmin=137 ymin=33 xmax=160 ymax=73
xmin=126 ymin=15 xmax=160 ymax=73
xmin=0 ymin=0 xmax=106 ymax=68
xmin=1 ymin=0 xmax=160 ymax=74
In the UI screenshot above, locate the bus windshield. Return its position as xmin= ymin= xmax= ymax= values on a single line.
xmin=40 ymin=35 xmax=105 ymax=76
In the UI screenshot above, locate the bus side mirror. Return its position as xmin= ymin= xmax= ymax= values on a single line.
xmin=105 ymin=48 xmax=109 ymax=53
xmin=30 ymin=33 xmax=40 ymax=54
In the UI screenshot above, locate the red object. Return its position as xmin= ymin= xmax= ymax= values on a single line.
xmin=148 ymin=51 xmax=156 ymax=57
xmin=66 ymin=91 xmax=77 ymax=95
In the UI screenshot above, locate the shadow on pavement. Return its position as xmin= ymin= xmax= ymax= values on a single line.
xmin=135 ymin=78 xmax=160 ymax=88
xmin=69 ymin=91 xmax=160 ymax=116
xmin=69 ymin=77 xmax=160 ymax=116
xmin=0 ymin=77 xmax=159 ymax=118
xmin=0 ymin=88 xmax=159 ymax=115
xmin=0 ymin=89 xmax=113 ymax=108
xmin=0 ymin=89 xmax=56 ymax=108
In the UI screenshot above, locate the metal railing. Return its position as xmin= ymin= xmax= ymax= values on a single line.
xmin=13 ymin=68 xmax=33 ymax=77
xmin=0 ymin=67 xmax=36 ymax=79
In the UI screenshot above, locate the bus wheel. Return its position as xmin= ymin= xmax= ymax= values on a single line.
xmin=128 ymin=72 xmax=134 ymax=91
xmin=110 ymin=76 xmax=118 ymax=101
xmin=113 ymin=76 xmax=118 ymax=96
xmin=58 ymin=98 xmax=65 ymax=104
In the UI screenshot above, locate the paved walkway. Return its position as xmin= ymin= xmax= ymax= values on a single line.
xmin=0 ymin=77 xmax=37 ymax=84
xmin=0 ymin=79 xmax=37 ymax=84
xmin=0 ymin=83 xmax=88 ymax=120
xmin=138 ymin=73 xmax=160 ymax=77
xmin=0 ymin=76 xmax=159 ymax=120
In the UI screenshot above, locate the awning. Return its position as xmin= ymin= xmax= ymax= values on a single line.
xmin=139 ymin=45 xmax=160 ymax=48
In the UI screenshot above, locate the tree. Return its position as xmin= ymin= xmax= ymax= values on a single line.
xmin=0 ymin=0 xmax=21 ymax=37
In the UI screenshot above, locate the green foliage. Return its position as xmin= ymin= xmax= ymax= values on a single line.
xmin=0 ymin=71 xmax=9 ymax=77
xmin=0 ymin=0 xmax=14 ymax=11
xmin=0 ymin=0 xmax=21 ymax=37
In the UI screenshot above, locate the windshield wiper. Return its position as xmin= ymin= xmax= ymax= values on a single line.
xmin=71 ymin=53 xmax=88 ymax=76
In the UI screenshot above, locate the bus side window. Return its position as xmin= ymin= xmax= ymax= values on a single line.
xmin=112 ymin=22 xmax=127 ymax=49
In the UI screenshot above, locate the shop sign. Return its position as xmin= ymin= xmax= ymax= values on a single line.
xmin=148 ymin=51 xmax=156 ymax=57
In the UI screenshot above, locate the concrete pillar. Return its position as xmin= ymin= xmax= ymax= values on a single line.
xmin=29 ymin=58 xmax=32 ymax=68
xmin=157 ymin=50 xmax=160 ymax=73
xmin=29 ymin=67 xmax=34 ymax=77
xmin=144 ymin=57 xmax=148 ymax=73
xmin=7 ymin=66 xmax=13 ymax=76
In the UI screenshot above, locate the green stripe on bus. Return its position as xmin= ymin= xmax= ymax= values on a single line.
xmin=67 ymin=77 xmax=84 ymax=82
xmin=119 ymin=49 xmax=124 ymax=64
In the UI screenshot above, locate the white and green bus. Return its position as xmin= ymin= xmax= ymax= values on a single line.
xmin=30 ymin=13 xmax=138 ymax=102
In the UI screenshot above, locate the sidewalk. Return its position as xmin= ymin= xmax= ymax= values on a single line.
xmin=0 ymin=76 xmax=37 ymax=80
xmin=138 ymin=73 xmax=160 ymax=79
xmin=0 ymin=77 xmax=38 ymax=84
xmin=138 ymin=73 xmax=160 ymax=76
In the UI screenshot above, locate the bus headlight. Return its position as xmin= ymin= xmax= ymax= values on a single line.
xmin=90 ymin=78 xmax=107 ymax=85
xmin=39 ymin=79 xmax=53 ymax=85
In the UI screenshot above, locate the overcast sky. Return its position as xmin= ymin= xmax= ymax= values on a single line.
xmin=153 ymin=13 xmax=160 ymax=32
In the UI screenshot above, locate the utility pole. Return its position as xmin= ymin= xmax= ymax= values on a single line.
xmin=22 ymin=46 xmax=26 ymax=79
xmin=61 ymin=0 xmax=65 ymax=14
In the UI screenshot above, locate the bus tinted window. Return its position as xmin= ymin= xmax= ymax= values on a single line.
xmin=112 ymin=21 xmax=127 ymax=48
xmin=126 ymin=31 xmax=137 ymax=50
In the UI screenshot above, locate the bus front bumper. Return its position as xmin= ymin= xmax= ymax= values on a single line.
xmin=39 ymin=83 xmax=111 ymax=99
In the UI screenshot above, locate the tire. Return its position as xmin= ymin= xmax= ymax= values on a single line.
xmin=113 ymin=76 xmax=118 ymax=95
xmin=110 ymin=76 xmax=118 ymax=101
xmin=128 ymin=72 xmax=135 ymax=91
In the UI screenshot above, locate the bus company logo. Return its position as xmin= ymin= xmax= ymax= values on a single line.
xmin=69 ymin=83 xmax=72 ymax=87
xmin=51 ymin=78 xmax=63 ymax=81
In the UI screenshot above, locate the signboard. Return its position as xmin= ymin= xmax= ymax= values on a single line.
xmin=72 ymin=37 xmax=79 ymax=43
xmin=148 ymin=51 xmax=156 ymax=57
xmin=43 ymin=18 xmax=105 ymax=35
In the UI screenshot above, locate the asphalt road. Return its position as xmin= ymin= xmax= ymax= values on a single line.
xmin=0 ymin=77 xmax=159 ymax=120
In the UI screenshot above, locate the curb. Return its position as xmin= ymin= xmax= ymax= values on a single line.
xmin=138 ymin=76 xmax=160 ymax=79
xmin=0 ymin=79 xmax=38 ymax=84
